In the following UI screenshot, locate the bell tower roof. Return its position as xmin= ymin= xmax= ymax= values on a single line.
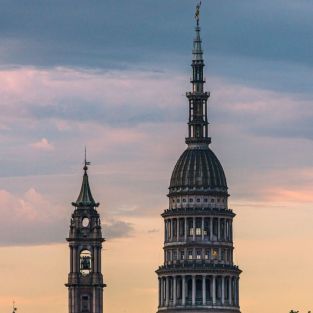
xmin=72 ymin=150 xmax=99 ymax=208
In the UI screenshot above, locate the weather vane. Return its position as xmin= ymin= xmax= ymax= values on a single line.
xmin=84 ymin=146 xmax=91 ymax=172
xmin=195 ymin=1 xmax=202 ymax=25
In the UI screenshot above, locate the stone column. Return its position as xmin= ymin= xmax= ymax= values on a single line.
xmin=193 ymin=217 xmax=196 ymax=241
xmin=230 ymin=220 xmax=233 ymax=242
xmin=228 ymin=276 xmax=232 ymax=305
xmin=217 ymin=218 xmax=221 ymax=241
xmin=159 ymin=278 xmax=162 ymax=307
xmin=210 ymin=218 xmax=213 ymax=241
xmin=165 ymin=276 xmax=169 ymax=306
xmin=202 ymin=275 xmax=206 ymax=305
xmin=73 ymin=247 xmax=77 ymax=272
xmin=98 ymin=247 xmax=101 ymax=273
xmin=233 ymin=277 xmax=236 ymax=305
xmin=221 ymin=276 xmax=225 ymax=304
xmin=201 ymin=217 xmax=205 ymax=240
xmin=184 ymin=217 xmax=188 ymax=241
xmin=224 ymin=219 xmax=227 ymax=241
xmin=192 ymin=275 xmax=196 ymax=305
xmin=93 ymin=247 xmax=97 ymax=273
xmin=212 ymin=276 xmax=216 ymax=304
xmin=182 ymin=275 xmax=186 ymax=305
xmin=170 ymin=219 xmax=173 ymax=242
xmin=70 ymin=246 xmax=73 ymax=272
xmin=235 ymin=277 xmax=239 ymax=306
xmin=177 ymin=219 xmax=180 ymax=241
xmin=173 ymin=276 xmax=177 ymax=306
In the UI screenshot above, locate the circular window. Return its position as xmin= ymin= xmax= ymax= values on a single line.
xmin=82 ymin=217 xmax=90 ymax=227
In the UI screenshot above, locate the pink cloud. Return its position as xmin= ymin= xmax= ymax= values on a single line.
xmin=31 ymin=138 xmax=54 ymax=151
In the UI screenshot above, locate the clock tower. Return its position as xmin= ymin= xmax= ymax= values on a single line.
xmin=66 ymin=159 xmax=106 ymax=313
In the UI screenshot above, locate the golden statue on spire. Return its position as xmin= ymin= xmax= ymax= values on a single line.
xmin=195 ymin=1 xmax=202 ymax=25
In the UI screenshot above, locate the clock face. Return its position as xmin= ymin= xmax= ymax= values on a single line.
xmin=82 ymin=217 xmax=90 ymax=227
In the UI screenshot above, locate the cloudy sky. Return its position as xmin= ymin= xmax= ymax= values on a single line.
xmin=1 ymin=0 xmax=313 ymax=312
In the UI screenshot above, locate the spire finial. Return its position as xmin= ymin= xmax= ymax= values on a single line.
xmin=84 ymin=146 xmax=91 ymax=173
xmin=195 ymin=1 xmax=202 ymax=26
xmin=72 ymin=147 xmax=98 ymax=208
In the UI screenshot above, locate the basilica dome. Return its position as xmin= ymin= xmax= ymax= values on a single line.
xmin=169 ymin=146 xmax=227 ymax=193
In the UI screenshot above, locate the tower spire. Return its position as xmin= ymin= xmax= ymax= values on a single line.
xmin=186 ymin=2 xmax=211 ymax=146
xmin=72 ymin=148 xmax=98 ymax=208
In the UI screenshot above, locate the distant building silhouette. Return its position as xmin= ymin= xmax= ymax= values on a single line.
xmin=155 ymin=4 xmax=241 ymax=313
xmin=66 ymin=158 xmax=105 ymax=313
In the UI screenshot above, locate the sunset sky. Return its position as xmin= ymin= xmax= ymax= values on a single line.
xmin=1 ymin=1 xmax=313 ymax=312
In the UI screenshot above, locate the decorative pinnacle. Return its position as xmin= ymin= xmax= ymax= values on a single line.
xmin=195 ymin=1 xmax=202 ymax=26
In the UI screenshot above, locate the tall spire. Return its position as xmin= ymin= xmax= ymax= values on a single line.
xmin=186 ymin=1 xmax=211 ymax=146
xmin=72 ymin=149 xmax=99 ymax=208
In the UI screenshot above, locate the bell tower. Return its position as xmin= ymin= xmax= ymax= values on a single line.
xmin=66 ymin=156 xmax=106 ymax=313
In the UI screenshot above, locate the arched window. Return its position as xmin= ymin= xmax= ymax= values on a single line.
xmin=80 ymin=250 xmax=92 ymax=276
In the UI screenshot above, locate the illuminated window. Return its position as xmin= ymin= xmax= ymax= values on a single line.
xmin=212 ymin=249 xmax=218 ymax=259
xmin=196 ymin=250 xmax=201 ymax=259
xmin=196 ymin=218 xmax=202 ymax=236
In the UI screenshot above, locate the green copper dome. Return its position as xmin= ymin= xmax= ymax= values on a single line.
xmin=169 ymin=146 xmax=227 ymax=194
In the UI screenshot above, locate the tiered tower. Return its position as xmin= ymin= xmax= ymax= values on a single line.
xmin=156 ymin=4 xmax=241 ymax=313
xmin=66 ymin=159 xmax=106 ymax=313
